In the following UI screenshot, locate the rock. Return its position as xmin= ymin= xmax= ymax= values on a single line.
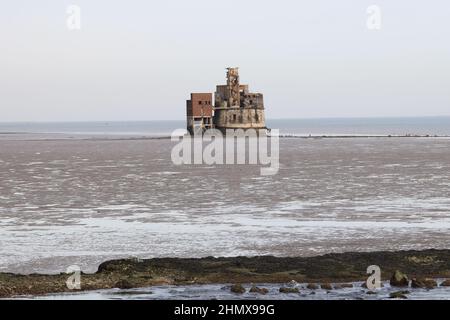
xmin=288 ymin=280 xmax=298 ymax=287
xmin=440 ymin=279 xmax=450 ymax=287
xmin=230 ymin=284 xmax=246 ymax=294
xmin=335 ymin=283 xmax=354 ymax=289
xmin=279 ymin=287 xmax=299 ymax=293
xmin=321 ymin=283 xmax=333 ymax=290
xmin=390 ymin=270 xmax=409 ymax=287
xmin=411 ymin=278 xmax=426 ymax=288
xmin=249 ymin=286 xmax=269 ymax=295
xmin=412 ymin=278 xmax=437 ymax=289
xmin=98 ymin=260 xmax=136 ymax=274
xmin=389 ymin=290 xmax=410 ymax=299
xmin=306 ymin=283 xmax=318 ymax=290
xmin=362 ymin=281 xmax=384 ymax=289
xmin=423 ymin=278 xmax=438 ymax=289
xmin=114 ymin=279 xmax=133 ymax=289
xmin=0 ymin=286 xmax=10 ymax=297
xmin=366 ymin=291 xmax=377 ymax=295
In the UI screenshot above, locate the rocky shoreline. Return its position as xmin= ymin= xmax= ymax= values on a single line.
xmin=1 ymin=249 xmax=449 ymax=299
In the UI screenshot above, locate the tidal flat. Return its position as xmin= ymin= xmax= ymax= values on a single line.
xmin=1 ymin=250 xmax=449 ymax=299
xmin=1 ymin=138 xmax=450 ymax=275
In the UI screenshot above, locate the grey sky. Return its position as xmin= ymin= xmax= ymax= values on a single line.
xmin=1 ymin=0 xmax=449 ymax=121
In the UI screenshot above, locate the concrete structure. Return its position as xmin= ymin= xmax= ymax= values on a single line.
xmin=186 ymin=68 xmax=266 ymax=134
xmin=186 ymin=93 xmax=213 ymax=135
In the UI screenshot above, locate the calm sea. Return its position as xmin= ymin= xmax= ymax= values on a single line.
xmin=1 ymin=117 xmax=450 ymax=138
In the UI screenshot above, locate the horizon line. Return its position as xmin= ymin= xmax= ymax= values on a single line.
xmin=1 ymin=115 xmax=450 ymax=123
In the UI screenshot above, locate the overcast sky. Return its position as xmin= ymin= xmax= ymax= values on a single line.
xmin=1 ymin=0 xmax=449 ymax=121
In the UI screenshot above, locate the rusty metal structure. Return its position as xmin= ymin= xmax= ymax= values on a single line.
xmin=186 ymin=68 xmax=266 ymax=134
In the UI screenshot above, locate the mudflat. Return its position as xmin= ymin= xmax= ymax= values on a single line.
xmin=1 ymin=138 xmax=450 ymax=275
